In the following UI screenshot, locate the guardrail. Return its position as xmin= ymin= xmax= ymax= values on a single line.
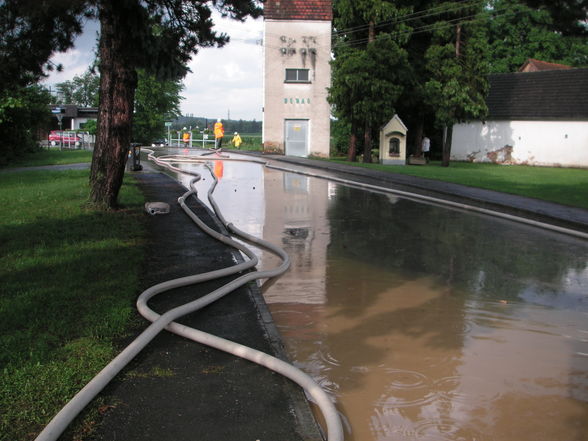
xmin=169 ymin=137 xmax=217 ymax=148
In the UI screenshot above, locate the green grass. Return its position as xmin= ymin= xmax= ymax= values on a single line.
xmin=0 ymin=168 xmax=145 ymax=441
xmin=234 ymin=134 xmax=263 ymax=151
xmin=328 ymin=159 xmax=588 ymax=210
xmin=2 ymin=148 xmax=93 ymax=168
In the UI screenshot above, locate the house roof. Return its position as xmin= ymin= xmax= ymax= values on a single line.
xmin=518 ymin=58 xmax=573 ymax=72
xmin=487 ymin=68 xmax=588 ymax=120
xmin=49 ymin=105 xmax=99 ymax=119
xmin=264 ymin=0 xmax=332 ymax=21
xmin=64 ymin=105 xmax=98 ymax=118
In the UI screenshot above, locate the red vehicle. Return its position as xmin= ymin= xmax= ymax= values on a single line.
xmin=48 ymin=131 xmax=81 ymax=147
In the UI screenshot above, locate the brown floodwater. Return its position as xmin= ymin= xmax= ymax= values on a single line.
xmin=164 ymin=151 xmax=588 ymax=441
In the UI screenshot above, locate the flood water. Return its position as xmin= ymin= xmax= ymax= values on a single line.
xmin=162 ymin=151 xmax=588 ymax=441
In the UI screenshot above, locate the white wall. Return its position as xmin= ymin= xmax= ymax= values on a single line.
xmin=452 ymin=120 xmax=588 ymax=167
xmin=263 ymin=20 xmax=331 ymax=157
xmin=72 ymin=117 xmax=91 ymax=130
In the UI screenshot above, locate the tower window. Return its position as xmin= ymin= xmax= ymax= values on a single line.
xmin=285 ymin=69 xmax=310 ymax=83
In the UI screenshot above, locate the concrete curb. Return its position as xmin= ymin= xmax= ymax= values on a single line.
xmin=256 ymin=154 xmax=588 ymax=235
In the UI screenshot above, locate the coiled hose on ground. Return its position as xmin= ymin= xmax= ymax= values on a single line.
xmin=34 ymin=149 xmax=344 ymax=441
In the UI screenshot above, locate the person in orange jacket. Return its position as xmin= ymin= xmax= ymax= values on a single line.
xmin=182 ymin=129 xmax=190 ymax=147
xmin=213 ymin=119 xmax=224 ymax=148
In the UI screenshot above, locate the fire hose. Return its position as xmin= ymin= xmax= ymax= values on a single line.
xmin=34 ymin=149 xmax=344 ymax=441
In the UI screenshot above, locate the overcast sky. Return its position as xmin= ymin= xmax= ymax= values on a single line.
xmin=42 ymin=14 xmax=264 ymax=121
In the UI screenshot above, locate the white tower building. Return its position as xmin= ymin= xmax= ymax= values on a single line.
xmin=263 ymin=0 xmax=332 ymax=157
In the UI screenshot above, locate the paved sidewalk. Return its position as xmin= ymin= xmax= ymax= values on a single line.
xmin=90 ymin=172 xmax=323 ymax=441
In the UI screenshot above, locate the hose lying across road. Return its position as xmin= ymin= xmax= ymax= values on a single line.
xmin=35 ymin=149 xmax=344 ymax=441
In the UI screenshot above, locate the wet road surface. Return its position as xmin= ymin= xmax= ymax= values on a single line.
xmin=160 ymin=150 xmax=588 ymax=441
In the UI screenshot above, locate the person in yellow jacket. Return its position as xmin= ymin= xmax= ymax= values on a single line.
xmin=213 ymin=119 xmax=224 ymax=148
xmin=182 ymin=130 xmax=190 ymax=147
xmin=231 ymin=132 xmax=242 ymax=149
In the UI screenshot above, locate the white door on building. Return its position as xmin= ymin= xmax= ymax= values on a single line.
xmin=285 ymin=119 xmax=309 ymax=157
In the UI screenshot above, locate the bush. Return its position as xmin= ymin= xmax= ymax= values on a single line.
xmin=0 ymin=85 xmax=52 ymax=166
xmin=330 ymin=119 xmax=351 ymax=156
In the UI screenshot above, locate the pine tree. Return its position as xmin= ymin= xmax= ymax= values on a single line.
xmin=329 ymin=0 xmax=411 ymax=163
xmin=0 ymin=0 xmax=87 ymax=90
xmin=90 ymin=0 xmax=261 ymax=208
xmin=423 ymin=2 xmax=490 ymax=166
xmin=1 ymin=0 xmax=261 ymax=208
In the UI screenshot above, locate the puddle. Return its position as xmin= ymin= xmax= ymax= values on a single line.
xmin=161 ymin=150 xmax=588 ymax=441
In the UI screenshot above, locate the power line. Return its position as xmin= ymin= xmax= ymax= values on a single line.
xmin=261 ymin=0 xmax=484 ymax=43
xmin=331 ymin=5 xmax=516 ymax=50
xmin=333 ymin=12 xmax=480 ymax=49
xmin=260 ymin=1 xmax=522 ymax=54
xmin=262 ymin=1 xmax=506 ymax=52
xmin=331 ymin=0 xmax=485 ymax=38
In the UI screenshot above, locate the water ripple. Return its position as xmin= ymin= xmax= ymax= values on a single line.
xmin=378 ymin=368 xmax=436 ymax=408
xmin=413 ymin=418 xmax=488 ymax=441
xmin=384 ymin=368 xmax=430 ymax=390
xmin=317 ymin=348 xmax=341 ymax=368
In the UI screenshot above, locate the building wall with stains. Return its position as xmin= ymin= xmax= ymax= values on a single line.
xmin=262 ymin=19 xmax=331 ymax=157
xmin=451 ymin=120 xmax=588 ymax=168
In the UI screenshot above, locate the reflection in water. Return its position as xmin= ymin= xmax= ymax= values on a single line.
xmin=174 ymin=157 xmax=265 ymax=240
xmin=262 ymin=172 xmax=331 ymax=305
xmin=167 ymin=153 xmax=588 ymax=441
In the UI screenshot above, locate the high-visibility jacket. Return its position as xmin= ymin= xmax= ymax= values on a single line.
xmin=231 ymin=134 xmax=242 ymax=148
xmin=214 ymin=122 xmax=224 ymax=139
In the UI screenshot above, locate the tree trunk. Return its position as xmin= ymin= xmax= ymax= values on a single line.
xmin=414 ymin=119 xmax=424 ymax=157
xmin=347 ymin=120 xmax=358 ymax=162
xmin=362 ymin=120 xmax=372 ymax=163
xmin=89 ymin=1 xmax=138 ymax=209
xmin=441 ymin=125 xmax=453 ymax=167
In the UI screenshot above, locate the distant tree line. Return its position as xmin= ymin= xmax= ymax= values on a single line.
xmin=55 ymin=69 xmax=100 ymax=107
xmin=52 ymin=67 xmax=183 ymax=144
xmin=172 ymin=116 xmax=262 ymax=134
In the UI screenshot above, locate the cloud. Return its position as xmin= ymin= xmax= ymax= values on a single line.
xmin=42 ymin=13 xmax=264 ymax=120
xmin=44 ymin=49 xmax=93 ymax=83
xmin=181 ymin=15 xmax=263 ymax=120
xmin=42 ymin=19 xmax=99 ymax=87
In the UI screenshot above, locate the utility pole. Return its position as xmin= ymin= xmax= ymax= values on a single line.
xmin=363 ymin=19 xmax=376 ymax=164
xmin=443 ymin=23 xmax=462 ymax=167
xmin=456 ymin=23 xmax=462 ymax=57
xmin=368 ymin=19 xmax=375 ymax=44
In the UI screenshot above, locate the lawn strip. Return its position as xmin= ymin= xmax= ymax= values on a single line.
xmin=328 ymin=159 xmax=588 ymax=210
xmin=2 ymin=149 xmax=93 ymax=168
xmin=0 ymin=169 xmax=146 ymax=441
